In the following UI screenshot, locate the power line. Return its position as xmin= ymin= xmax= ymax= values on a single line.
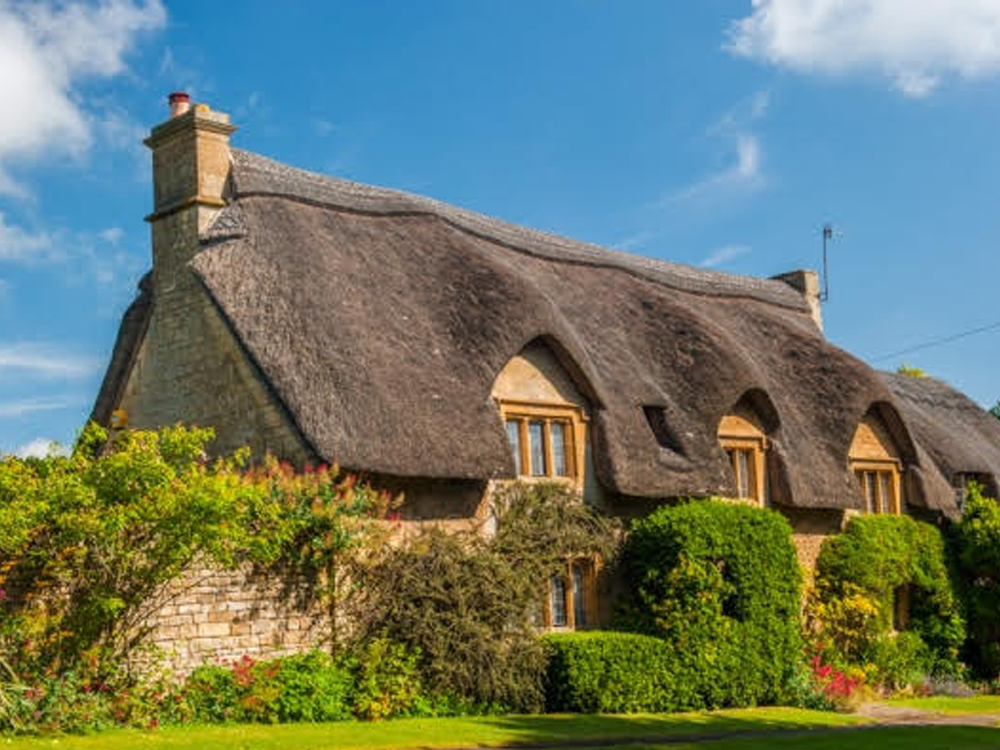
xmin=871 ymin=320 xmax=1000 ymax=363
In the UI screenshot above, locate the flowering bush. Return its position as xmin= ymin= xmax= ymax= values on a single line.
xmin=809 ymin=654 xmax=865 ymax=710
xmin=809 ymin=514 xmax=963 ymax=692
xmin=0 ymin=423 xmax=394 ymax=733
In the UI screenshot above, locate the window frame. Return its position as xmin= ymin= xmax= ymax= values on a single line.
xmin=719 ymin=434 xmax=768 ymax=507
xmin=498 ymin=400 xmax=588 ymax=487
xmin=851 ymin=458 xmax=902 ymax=515
xmin=541 ymin=557 xmax=599 ymax=631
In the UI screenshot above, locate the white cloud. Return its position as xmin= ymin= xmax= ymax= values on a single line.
xmin=0 ymin=213 xmax=57 ymax=262
xmin=727 ymin=0 xmax=1000 ymax=98
xmin=0 ymin=345 xmax=100 ymax=378
xmin=661 ymin=133 xmax=765 ymax=206
xmin=700 ymin=244 xmax=753 ymax=268
xmin=99 ymin=227 xmax=125 ymax=245
xmin=0 ymin=396 xmax=81 ymax=419
xmin=0 ymin=0 xmax=166 ymax=196
xmin=10 ymin=437 xmax=70 ymax=458
xmin=0 ymin=213 xmax=142 ymax=284
xmin=656 ymin=89 xmax=770 ymax=209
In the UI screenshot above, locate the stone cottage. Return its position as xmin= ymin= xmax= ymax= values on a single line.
xmin=91 ymin=95 xmax=1000 ymax=660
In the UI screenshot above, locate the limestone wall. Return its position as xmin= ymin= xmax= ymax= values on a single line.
xmin=141 ymin=563 xmax=329 ymax=674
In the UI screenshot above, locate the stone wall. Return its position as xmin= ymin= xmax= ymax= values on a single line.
xmin=781 ymin=507 xmax=847 ymax=581
xmin=142 ymin=563 xmax=329 ymax=674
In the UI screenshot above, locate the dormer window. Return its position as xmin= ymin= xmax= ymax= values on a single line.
xmin=849 ymin=411 xmax=903 ymax=515
xmin=500 ymin=401 xmax=585 ymax=485
xmin=718 ymin=412 xmax=769 ymax=506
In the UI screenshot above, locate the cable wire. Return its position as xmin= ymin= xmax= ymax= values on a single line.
xmin=871 ymin=320 xmax=1000 ymax=363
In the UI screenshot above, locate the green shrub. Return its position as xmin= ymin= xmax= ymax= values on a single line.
xmin=353 ymin=482 xmax=618 ymax=714
xmin=954 ymin=483 xmax=1000 ymax=677
xmin=616 ymin=499 xmax=803 ymax=709
xmin=544 ymin=631 xmax=692 ymax=712
xmin=810 ymin=514 xmax=964 ymax=684
xmin=185 ymin=664 xmax=239 ymax=723
xmin=347 ymin=636 xmax=424 ymax=721
xmin=185 ymin=651 xmax=352 ymax=724
xmin=869 ymin=632 xmax=933 ymax=691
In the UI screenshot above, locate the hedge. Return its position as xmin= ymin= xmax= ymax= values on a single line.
xmin=615 ymin=499 xmax=803 ymax=709
xmin=545 ymin=631 xmax=698 ymax=712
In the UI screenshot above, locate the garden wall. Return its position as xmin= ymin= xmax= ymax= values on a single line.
xmin=141 ymin=564 xmax=329 ymax=673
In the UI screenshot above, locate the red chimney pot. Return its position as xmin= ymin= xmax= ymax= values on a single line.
xmin=168 ymin=91 xmax=191 ymax=118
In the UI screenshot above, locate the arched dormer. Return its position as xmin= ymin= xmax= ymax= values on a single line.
xmin=849 ymin=406 xmax=907 ymax=515
xmin=491 ymin=338 xmax=591 ymax=487
xmin=717 ymin=390 xmax=779 ymax=507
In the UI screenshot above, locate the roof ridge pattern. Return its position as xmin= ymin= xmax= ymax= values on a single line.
xmin=227 ymin=149 xmax=809 ymax=312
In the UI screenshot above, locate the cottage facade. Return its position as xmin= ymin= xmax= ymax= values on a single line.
xmin=91 ymin=99 xmax=1000 ymax=662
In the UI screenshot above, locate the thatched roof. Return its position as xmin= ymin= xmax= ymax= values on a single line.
xmin=883 ymin=373 xmax=1000 ymax=501
xmin=93 ymin=149 xmax=974 ymax=513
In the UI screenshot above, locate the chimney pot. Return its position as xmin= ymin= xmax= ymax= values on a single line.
xmin=168 ymin=91 xmax=190 ymax=118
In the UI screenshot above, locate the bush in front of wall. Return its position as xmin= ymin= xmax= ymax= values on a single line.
xmin=185 ymin=650 xmax=353 ymax=724
xmin=615 ymin=499 xmax=803 ymax=709
xmin=809 ymin=514 xmax=964 ymax=687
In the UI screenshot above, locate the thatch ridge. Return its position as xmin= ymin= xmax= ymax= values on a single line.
xmin=228 ymin=150 xmax=809 ymax=312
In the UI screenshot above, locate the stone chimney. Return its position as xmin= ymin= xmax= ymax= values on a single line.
xmin=772 ymin=269 xmax=824 ymax=332
xmin=144 ymin=94 xmax=237 ymax=295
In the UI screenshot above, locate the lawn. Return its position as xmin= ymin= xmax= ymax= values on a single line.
xmin=883 ymin=694 xmax=1000 ymax=715
xmin=617 ymin=726 xmax=1000 ymax=750
xmin=7 ymin=705 xmax=1000 ymax=750
xmin=2 ymin=708 xmax=867 ymax=750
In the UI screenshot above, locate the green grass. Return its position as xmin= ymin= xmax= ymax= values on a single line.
xmin=604 ymin=726 xmax=1000 ymax=750
xmin=883 ymin=694 xmax=1000 ymax=715
xmin=0 ymin=708 xmax=867 ymax=750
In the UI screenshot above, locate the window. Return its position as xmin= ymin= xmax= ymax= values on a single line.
xmin=718 ymin=413 xmax=768 ymax=506
xmin=541 ymin=558 xmax=597 ymax=630
xmin=893 ymin=585 xmax=911 ymax=632
xmin=854 ymin=466 xmax=898 ymax=514
xmin=499 ymin=401 xmax=586 ymax=486
xmin=849 ymin=412 xmax=904 ymax=515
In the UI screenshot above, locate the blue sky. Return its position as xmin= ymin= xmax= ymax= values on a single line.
xmin=2 ymin=0 xmax=1000 ymax=455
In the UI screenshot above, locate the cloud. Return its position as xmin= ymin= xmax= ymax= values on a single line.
xmin=612 ymin=230 xmax=657 ymax=252
xmin=0 ymin=213 xmax=142 ymax=284
xmin=0 ymin=0 xmax=166 ymax=196
xmin=660 ymin=132 xmax=765 ymax=207
xmin=0 ymin=345 xmax=100 ymax=378
xmin=727 ymin=0 xmax=1000 ymax=98
xmin=0 ymin=396 xmax=82 ymax=419
xmin=10 ymin=438 xmax=70 ymax=458
xmin=0 ymin=213 xmax=57 ymax=262
xmin=700 ymin=244 xmax=753 ymax=268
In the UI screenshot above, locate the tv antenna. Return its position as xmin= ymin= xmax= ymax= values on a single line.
xmin=820 ymin=224 xmax=835 ymax=303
